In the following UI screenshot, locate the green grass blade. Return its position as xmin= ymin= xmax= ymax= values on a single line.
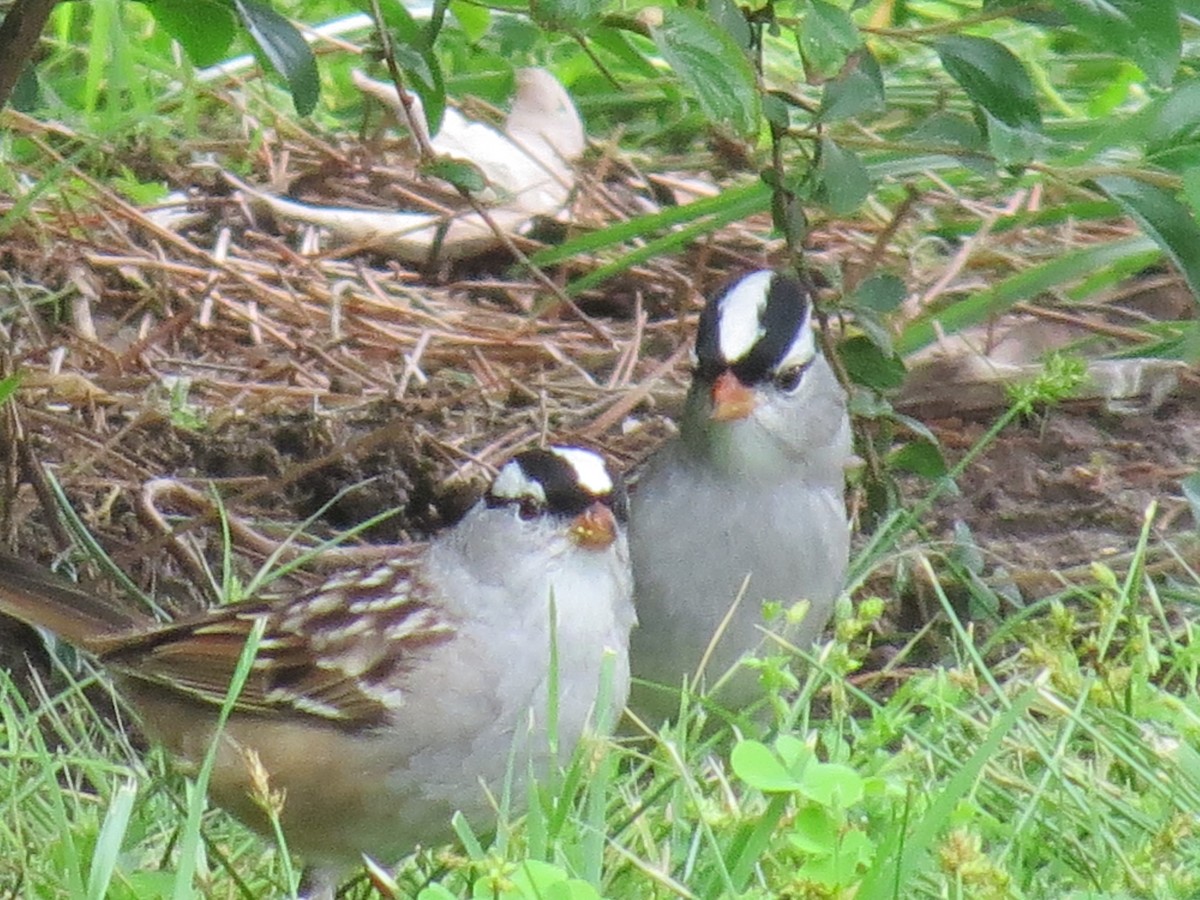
xmin=172 ymin=617 xmax=267 ymax=900
xmin=87 ymin=778 xmax=137 ymax=900
xmin=528 ymin=181 xmax=770 ymax=267
xmin=856 ymin=683 xmax=1038 ymax=899
xmin=896 ymin=235 xmax=1160 ymax=355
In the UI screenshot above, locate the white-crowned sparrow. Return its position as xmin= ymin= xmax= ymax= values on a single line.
xmin=628 ymin=270 xmax=851 ymax=722
xmin=0 ymin=446 xmax=635 ymax=897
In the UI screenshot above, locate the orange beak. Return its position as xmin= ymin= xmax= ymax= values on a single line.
xmin=568 ymin=502 xmax=618 ymax=550
xmin=710 ymin=370 xmax=756 ymax=422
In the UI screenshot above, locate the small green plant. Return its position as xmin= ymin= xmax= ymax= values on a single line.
xmin=731 ymin=734 xmax=878 ymax=893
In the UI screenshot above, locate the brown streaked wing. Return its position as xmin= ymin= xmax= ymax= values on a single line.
xmin=92 ymin=561 xmax=457 ymax=729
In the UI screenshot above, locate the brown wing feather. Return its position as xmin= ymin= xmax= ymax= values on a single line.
xmin=91 ymin=559 xmax=457 ymax=728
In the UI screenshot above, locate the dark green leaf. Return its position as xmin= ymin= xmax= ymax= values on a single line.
xmin=818 ymin=48 xmax=884 ymax=122
xmin=909 ymin=112 xmax=984 ymax=152
xmin=1183 ymin=167 xmax=1200 ymax=217
xmin=11 ymin=65 xmax=38 ymax=112
xmin=907 ymin=111 xmax=991 ymax=175
xmin=530 ymin=0 xmax=605 ymax=32
xmin=982 ymin=110 xmax=1044 ymax=166
xmin=839 ymin=335 xmax=906 ymax=391
xmin=146 ymin=0 xmax=236 ymax=67
xmin=707 ymin=0 xmax=752 ymax=53
xmin=798 ymin=0 xmax=860 ymax=81
xmin=651 ymin=7 xmax=761 ymax=137
xmin=588 ymin=28 xmax=662 ymax=79
xmin=1143 ymin=79 xmax=1200 ymax=163
xmin=762 ymin=93 xmax=791 ymax=129
xmin=233 ymin=0 xmax=319 ymax=115
xmin=983 ymin=0 xmax=1068 ymax=26
xmin=1051 ymin=0 xmax=1180 ymax=87
xmin=1095 ymin=175 xmax=1200 ymax=303
xmin=934 ymin=35 xmax=1041 ymax=131
xmin=890 ymin=410 xmax=940 ymax=446
xmin=365 ymin=1 xmax=446 ymax=136
xmin=851 ymin=273 xmax=906 ymax=313
xmin=816 ymin=137 xmax=870 ymax=214
xmin=889 ymin=439 xmax=948 ymax=478
xmin=422 ymin=158 xmax=488 ymax=193
xmin=855 ymin=309 xmax=894 ymax=357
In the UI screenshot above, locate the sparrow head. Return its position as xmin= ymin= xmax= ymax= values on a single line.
xmin=486 ymin=446 xmax=628 ymax=550
xmin=684 ymin=270 xmax=848 ymax=475
xmin=693 ymin=270 xmax=817 ymax=419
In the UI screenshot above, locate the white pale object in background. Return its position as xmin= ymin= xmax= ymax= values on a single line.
xmin=225 ymin=67 xmax=585 ymax=263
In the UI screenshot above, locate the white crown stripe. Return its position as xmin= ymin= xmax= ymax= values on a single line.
xmin=550 ymin=447 xmax=613 ymax=495
xmin=716 ymin=269 xmax=774 ymax=362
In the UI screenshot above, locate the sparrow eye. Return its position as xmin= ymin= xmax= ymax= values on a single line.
xmin=774 ymin=363 xmax=808 ymax=392
xmin=517 ymin=497 xmax=542 ymax=520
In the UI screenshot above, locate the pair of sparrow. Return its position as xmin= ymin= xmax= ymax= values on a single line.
xmin=0 ymin=270 xmax=851 ymax=896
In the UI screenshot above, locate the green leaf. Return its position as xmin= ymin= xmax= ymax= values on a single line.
xmin=1184 ymin=167 xmax=1200 ymax=216
xmin=651 ymin=7 xmax=761 ymax=137
xmin=839 ymin=335 xmax=906 ymax=390
xmin=801 ymin=828 xmax=874 ymax=886
xmin=10 ymin=65 xmax=39 ymax=112
xmin=1051 ymin=0 xmax=1180 ymax=87
xmin=731 ymin=738 xmax=812 ymax=792
xmin=708 ymin=0 xmax=752 ymax=52
xmin=762 ymin=92 xmax=791 ymax=129
xmin=0 ymin=374 xmax=21 ymax=406
xmin=417 ymin=885 xmax=459 ymax=900
xmin=907 ymin=111 xmax=991 ymax=174
xmin=985 ymin=110 xmax=1045 ymax=165
xmin=818 ymin=48 xmax=885 ymax=122
xmin=798 ymin=0 xmax=860 ymax=80
xmin=1143 ymin=79 xmax=1200 ymax=167
xmin=816 ymin=137 xmax=869 ymax=214
xmin=145 ymin=0 xmax=236 ymax=67
xmin=889 ymin=439 xmax=948 ymax=478
xmin=367 ymin=2 xmax=447 ymax=136
xmin=801 ymin=762 xmax=864 ymax=807
xmin=422 ymin=158 xmax=488 ymax=193
xmin=908 ymin=111 xmax=984 ymax=152
xmin=790 ymin=805 xmax=840 ymax=854
xmin=232 ymin=0 xmax=319 ymax=115
xmin=428 ymin=0 xmax=452 ymax=42
xmin=529 ymin=0 xmax=605 ymax=32
xmin=851 ymin=274 xmax=907 ymax=313
xmin=449 ymin=0 xmax=490 ymax=42
xmin=488 ymin=860 xmax=601 ymax=900
xmin=1095 ymin=175 xmax=1200 ymax=302
xmin=934 ymin=35 xmax=1041 ymax=132
xmin=588 ymin=28 xmax=662 ymax=79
